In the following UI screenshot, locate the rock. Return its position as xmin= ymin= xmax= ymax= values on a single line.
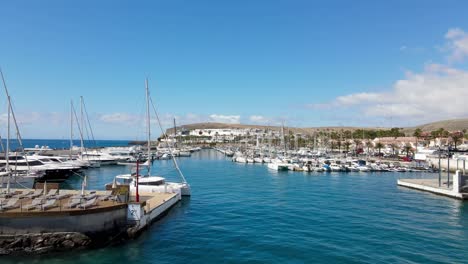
xmin=61 ymin=240 xmax=75 ymax=248
xmin=81 ymin=239 xmax=91 ymax=246
xmin=71 ymin=233 xmax=90 ymax=246
xmin=45 ymin=237 xmax=60 ymax=246
xmin=0 ymin=233 xmax=92 ymax=255
xmin=22 ymin=236 xmax=31 ymax=247
xmin=34 ymin=237 xmax=44 ymax=245
xmin=0 ymin=248 xmax=11 ymax=255
xmin=34 ymin=246 xmax=53 ymax=254
xmin=6 ymin=238 xmax=23 ymax=249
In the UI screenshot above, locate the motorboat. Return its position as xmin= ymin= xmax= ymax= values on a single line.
xmin=0 ymin=155 xmax=74 ymax=182
xmin=115 ymin=174 xmax=191 ymax=196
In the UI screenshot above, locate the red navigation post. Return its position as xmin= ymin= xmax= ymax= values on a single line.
xmin=136 ymin=160 xmax=140 ymax=202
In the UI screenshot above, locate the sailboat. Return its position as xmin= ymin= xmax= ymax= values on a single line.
xmin=114 ymin=78 xmax=191 ymax=196
xmin=0 ymin=71 xmax=42 ymax=187
xmin=76 ymin=97 xmax=118 ymax=166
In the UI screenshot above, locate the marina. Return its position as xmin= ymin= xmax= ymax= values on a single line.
xmin=1 ymin=1 xmax=468 ymax=262
xmin=3 ymin=149 xmax=468 ymax=263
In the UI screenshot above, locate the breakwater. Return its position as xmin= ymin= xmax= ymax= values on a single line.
xmin=0 ymin=232 xmax=91 ymax=256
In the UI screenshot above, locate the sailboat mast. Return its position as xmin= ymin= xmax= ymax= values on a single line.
xmin=80 ymin=96 xmax=84 ymax=151
xmin=5 ymin=96 xmax=10 ymax=174
xmin=146 ymin=78 xmax=151 ymax=174
xmin=173 ymin=118 xmax=177 ymax=148
xmin=1 ymin=69 xmax=31 ymax=174
xmin=70 ymin=100 xmax=74 ymax=158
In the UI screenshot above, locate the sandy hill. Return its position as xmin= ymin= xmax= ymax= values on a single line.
xmin=403 ymin=118 xmax=468 ymax=134
xmin=166 ymin=118 xmax=468 ymax=136
xmin=166 ymin=122 xmax=384 ymax=135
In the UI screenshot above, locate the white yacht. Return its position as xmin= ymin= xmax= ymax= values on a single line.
xmin=0 ymin=155 xmax=74 ymax=182
xmin=115 ymin=173 xmax=191 ymax=196
xmin=254 ymin=157 xmax=264 ymax=163
xmin=78 ymin=150 xmax=118 ymax=165
xmin=267 ymin=159 xmax=289 ymax=171
xmin=235 ymin=156 xmax=248 ymax=163
xmin=101 ymin=147 xmax=137 ymax=162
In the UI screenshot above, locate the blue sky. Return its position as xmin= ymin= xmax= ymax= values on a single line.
xmin=1 ymin=0 xmax=468 ymax=139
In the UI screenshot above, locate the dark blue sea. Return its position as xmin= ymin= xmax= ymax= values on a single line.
xmin=4 ymin=150 xmax=468 ymax=263
xmin=1 ymin=139 xmax=130 ymax=150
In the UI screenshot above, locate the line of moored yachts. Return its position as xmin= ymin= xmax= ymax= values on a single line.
xmin=215 ymin=147 xmax=434 ymax=173
xmin=0 ymin=146 xmax=202 ymax=184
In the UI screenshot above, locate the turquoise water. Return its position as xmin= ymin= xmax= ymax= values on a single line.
xmin=5 ymin=150 xmax=468 ymax=263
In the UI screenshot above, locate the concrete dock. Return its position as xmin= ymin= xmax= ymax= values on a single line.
xmin=398 ymin=171 xmax=468 ymax=200
xmin=0 ymin=186 xmax=182 ymax=255
xmin=126 ymin=191 xmax=181 ymax=237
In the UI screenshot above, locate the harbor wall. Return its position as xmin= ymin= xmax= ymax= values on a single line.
xmin=0 ymin=207 xmax=127 ymax=238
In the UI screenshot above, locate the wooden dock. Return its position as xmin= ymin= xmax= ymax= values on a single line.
xmin=0 ymin=189 xmax=126 ymax=215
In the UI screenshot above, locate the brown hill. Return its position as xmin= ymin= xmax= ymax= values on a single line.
xmin=166 ymin=122 xmax=384 ymax=136
xmin=403 ymin=118 xmax=468 ymax=134
xmin=166 ymin=118 xmax=468 ymax=136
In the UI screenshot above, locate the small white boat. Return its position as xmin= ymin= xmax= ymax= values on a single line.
xmin=267 ymin=162 xmax=289 ymax=171
xmin=254 ymin=157 xmax=264 ymax=163
xmin=236 ymin=157 xmax=247 ymax=163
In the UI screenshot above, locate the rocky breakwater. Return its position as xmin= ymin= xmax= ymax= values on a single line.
xmin=0 ymin=232 xmax=91 ymax=256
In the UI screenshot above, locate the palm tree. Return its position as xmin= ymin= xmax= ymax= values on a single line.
xmin=403 ymin=143 xmax=413 ymax=157
xmin=344 ymin=141 xmax=352 ymax=153
xmin=413 ymin=128 xmax=422 ymax=149
xmin=365 ymin=140 xmax=373 ymax=155
xmin=451 ymin=131 xmax=464 ymax=150
xmin=353 ymin=139 xmax=362 ymax=154
xmin=375 ymin=142 xmax=384 ymax=156
xmin=330 ymin=140 xmax=337 ymax=152
xmin=389 ymin=143 xmax=398 ymax=156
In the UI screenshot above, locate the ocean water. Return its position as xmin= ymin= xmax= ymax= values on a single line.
xmin=1 ymin=139 xmax=130 ymax=150
xmin=4 ymin=150 xmax=468 ymax=263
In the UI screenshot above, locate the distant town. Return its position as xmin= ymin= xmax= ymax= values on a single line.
xmin=161 ymin=119 xmax=468 ymax=157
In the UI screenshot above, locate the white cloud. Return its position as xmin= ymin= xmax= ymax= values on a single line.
xmin=335 ymin=92 xmax=385 ymax=106
xmin=309 ymin=28 xmax=468 ymax=125
xmin=445 ymin=28 xmax=468 ymax=63
xmin=249 ymin=115 xmax=268 ymax=123
xmin=100 ymin=113 xmax=138 ymax=124
xmin=0 ymin=111 xmax=49 ymax=126
xmin=209 ymin=114 xmax=240 ymax=124
xmin=319 ymin=63 xmax=468 ymax=123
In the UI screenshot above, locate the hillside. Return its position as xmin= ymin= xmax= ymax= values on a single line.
xmin=166 ymin=122 xmax=385 ymax=136
xmin=403 ymin=118 xmax=468 ymax=133
xmin=166 ymin=118 xmax=468 ymax=136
